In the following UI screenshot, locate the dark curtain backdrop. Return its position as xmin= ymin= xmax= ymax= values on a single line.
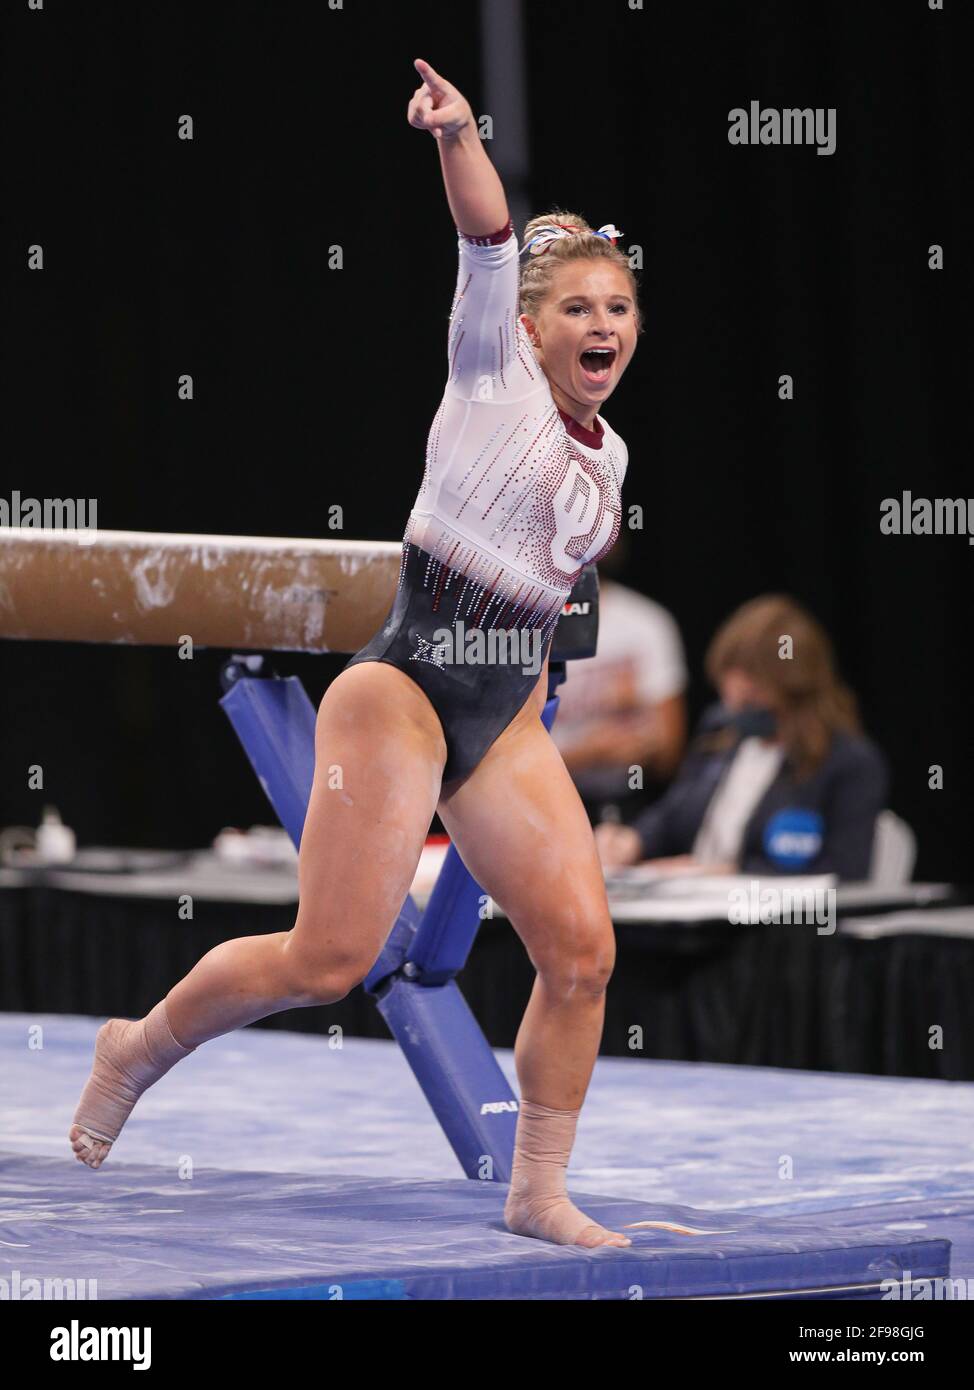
xmin=2 ymin=0 xmax=970 ymax=878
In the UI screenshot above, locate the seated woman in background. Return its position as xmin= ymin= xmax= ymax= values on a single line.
xmin=594 ymin=595 xmax=889 ymax=881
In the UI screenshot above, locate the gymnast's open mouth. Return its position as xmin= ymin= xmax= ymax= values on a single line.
xmin=579 ymin=347 xmax=616 ymax=384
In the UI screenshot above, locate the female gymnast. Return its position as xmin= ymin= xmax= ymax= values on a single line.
xmin=70 ymin=58 xmax=641 ymax=1249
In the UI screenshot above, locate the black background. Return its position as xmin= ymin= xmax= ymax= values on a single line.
xmin=2 ymin=0 xmax=970 ymax=878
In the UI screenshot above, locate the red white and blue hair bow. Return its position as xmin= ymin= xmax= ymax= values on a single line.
xmin=520 ymin=223 xmax=624 ymax=257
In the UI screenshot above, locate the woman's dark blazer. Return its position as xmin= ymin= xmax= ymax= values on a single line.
xmin=630 ymin=706 xmax=890 ymax=880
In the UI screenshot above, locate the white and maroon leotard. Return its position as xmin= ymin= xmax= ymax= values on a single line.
xmin=402 ymin=220 xmax=629 ymax=642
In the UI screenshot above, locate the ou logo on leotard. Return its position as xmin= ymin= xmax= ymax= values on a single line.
xmin=548 ymin=457 xmax=618 ymax=573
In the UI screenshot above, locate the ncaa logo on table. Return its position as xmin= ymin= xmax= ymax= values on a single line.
xmin=763 ymin=809 xmax=823 ymax=869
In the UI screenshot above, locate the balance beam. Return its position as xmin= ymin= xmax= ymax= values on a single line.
xmin=0 ymin=527 xmax=400 ymax=654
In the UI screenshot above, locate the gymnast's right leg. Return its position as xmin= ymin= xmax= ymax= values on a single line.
xmin=69 ymin=662 xmax=447 ymax=1168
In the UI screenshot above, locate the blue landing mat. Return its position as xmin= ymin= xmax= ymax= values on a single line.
xmin=3 ymin=1014 xmax=973 ymax=1298
xmin=0 ymin=1154 xmax=951 ymax=1300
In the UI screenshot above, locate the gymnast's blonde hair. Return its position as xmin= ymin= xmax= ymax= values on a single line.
xmin=518 ymin=209 xmax=644 ymax=333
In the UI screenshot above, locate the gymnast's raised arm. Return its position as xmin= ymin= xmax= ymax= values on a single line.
xmin=407 ymin=58 xmax=509 ymax=237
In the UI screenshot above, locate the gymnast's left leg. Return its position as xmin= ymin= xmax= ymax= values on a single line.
xmin=437 ymin=703 xmax=632 ymax=1249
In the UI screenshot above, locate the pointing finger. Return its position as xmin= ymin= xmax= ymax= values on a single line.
xmin=414 ymin=58 xmax=448 ymax=100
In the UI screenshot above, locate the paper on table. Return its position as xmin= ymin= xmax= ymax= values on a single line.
xmin=602 ymin=868 xmax=837 ymax=906
xmin=606 ymin=876 xmax=838 ymax=924
xmin=649 ymin=873 xmax=837 ymax=899
xmin=843 ymin=906 xmax=974 ymax=939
